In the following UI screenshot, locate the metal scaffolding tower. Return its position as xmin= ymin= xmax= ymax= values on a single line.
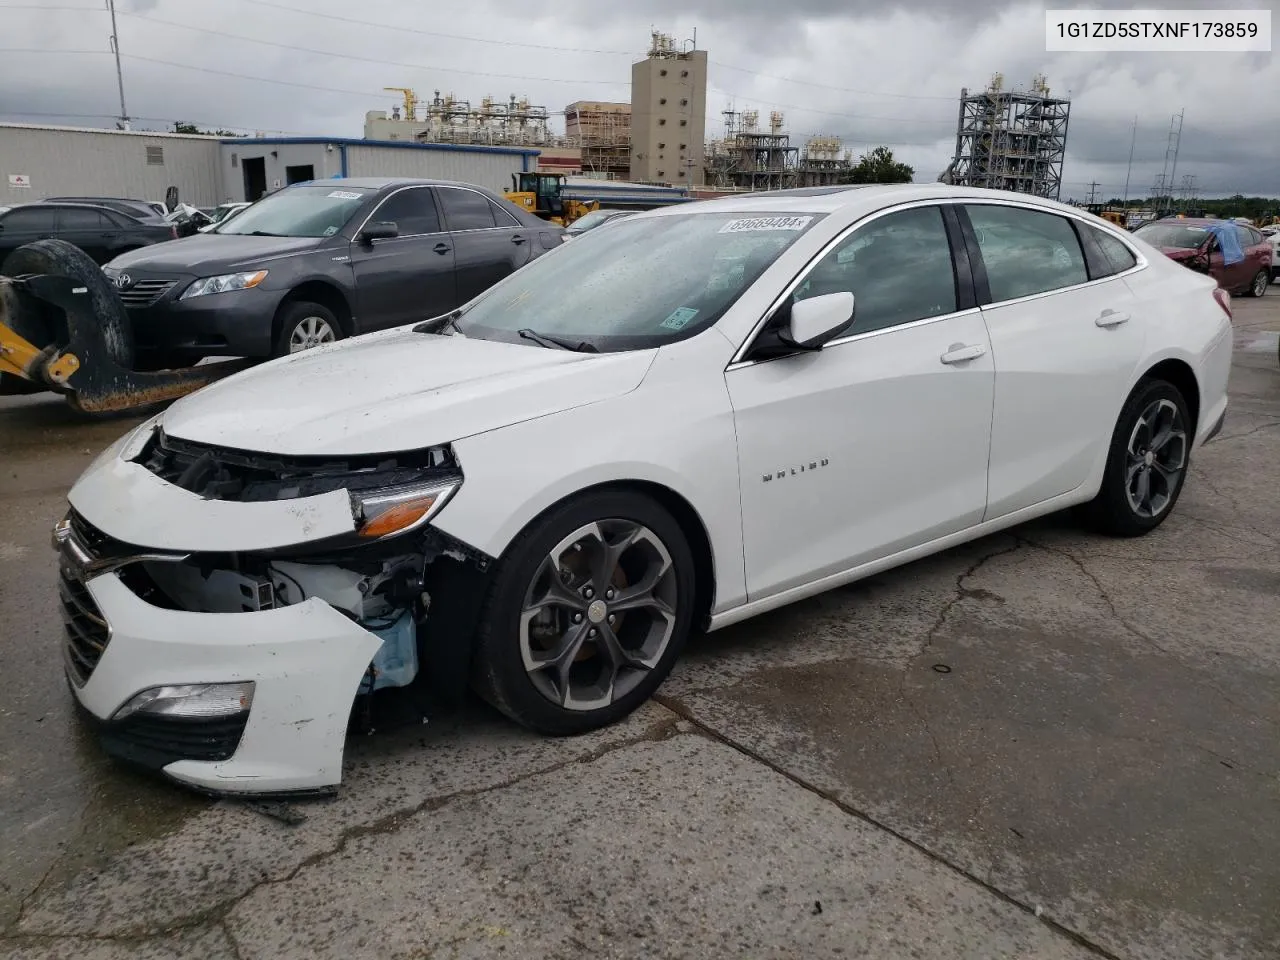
xmin=948 ymin=73 xmax=1071 ymax=199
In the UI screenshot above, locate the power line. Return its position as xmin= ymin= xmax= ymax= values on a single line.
xmin=243 ymin=0 xmax=635 ymax=56
xmin=111 ymin=10 xmax=628 ymax=86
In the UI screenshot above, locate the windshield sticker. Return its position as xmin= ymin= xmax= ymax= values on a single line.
xmin=719 ymin=216 xmax=813 ymax=234
xmin=327 ymin=190 xmax=363 ymax=200
xmin=322 ymin=225 xmax=339 ymax=236
xmin=660 ymin=306 xmax=699 ymax=331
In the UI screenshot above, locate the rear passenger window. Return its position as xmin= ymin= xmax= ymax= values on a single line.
xmin=372 ymin=187 xmax=441 ymax=236
xmin=966 ymin=205 xmax=1088 ymax=302
xmin=59 ymin=208 xmax=107 ymax=230
xmin=438 ymin=188 xmax=497 ymax=231
xmin=1091 ymin=227 xmax=1138 ymax=275
xmin=792 ymin=205 xmax=956 ymax=336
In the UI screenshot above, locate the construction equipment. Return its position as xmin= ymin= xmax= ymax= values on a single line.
xmin=1100 ymin=211 xmax=1127 ymax=228
xmin=1 ymin=239 xmax=252 ymax=414
xmin=504 ymin=173 xmax=598 ymax=227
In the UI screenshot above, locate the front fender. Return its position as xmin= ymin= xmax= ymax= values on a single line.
xmin=432 ymin=334 xmax=748 ymax=614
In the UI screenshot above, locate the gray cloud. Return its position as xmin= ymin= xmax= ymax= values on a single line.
xmin=2 ymin=0 xmax=1276 ymax=197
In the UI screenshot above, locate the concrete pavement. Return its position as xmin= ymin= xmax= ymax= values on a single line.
xmin=2 ymin=292 xmax=1277 ymax=959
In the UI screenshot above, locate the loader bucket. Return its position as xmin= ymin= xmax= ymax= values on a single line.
xmin=8 ymin=272 xmax=254 ymax=414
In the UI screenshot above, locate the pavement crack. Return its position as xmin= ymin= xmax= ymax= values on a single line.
xmin=921 ymin=539 xmax=1023 ymax=652
xmin=1211 ymin=418 xmax=1280 ymax=445
xmin=18 ymin=714 xmax=684 ymax=942
xmin=5 ymin=797 xmax=93 ymax=937
xmin=656 ymin=698 xmax=1124 ymax=960
xmin=1018 ymin=536 xmax=1278 ymax=729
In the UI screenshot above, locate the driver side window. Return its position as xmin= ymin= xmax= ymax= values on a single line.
xmin=792 ymin=206 xmax=957 ymax=336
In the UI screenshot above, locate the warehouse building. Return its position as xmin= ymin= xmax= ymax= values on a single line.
xmin=0 ymin=123 xmax=223 ymax=207
xmin=0 ymin=123 xmax=541 ymax=207
xmin=220 ymin=137 xmax=541 ymax=201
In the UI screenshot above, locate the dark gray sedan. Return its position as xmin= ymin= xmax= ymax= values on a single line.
xmin=103 ymin=177 xmax=563 ymax=364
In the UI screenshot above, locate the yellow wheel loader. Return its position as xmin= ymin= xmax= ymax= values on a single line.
xmin=504 ymin=173 xmax=598 ymax=227
xmin=0 ymin=239 xmax=253 ymax=415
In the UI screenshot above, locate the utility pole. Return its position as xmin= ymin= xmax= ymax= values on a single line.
xmin=106 ymin=0 xmax=130 ymax=130
xmin=1086 ymin=181 xmax=1101 ymax=205
xmin=1166 ymin=108 xmax=1184 ymax=210
xmin=1121 ymin=115 xmax=1136 ymax=206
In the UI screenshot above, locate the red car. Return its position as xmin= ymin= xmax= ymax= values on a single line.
xmin=1132 ymin=218 xmax=1272 ymax=298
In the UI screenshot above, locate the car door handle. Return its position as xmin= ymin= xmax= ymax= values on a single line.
xmin=511 ymin=234 xmax=527 ymax=244
xmin=433 ymin=243 xmax=450 ymax=255
xmin=940 ymin=343 xmax=986 ymax=364
xmin=1095 ymin=310 xmax=1130 ymax=327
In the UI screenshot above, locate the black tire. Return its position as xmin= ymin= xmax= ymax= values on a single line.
xmin=471 ymin=489 xmax=697 ymax=736
xmin=1080 ymin=378 xmax=1192 ymax=537
xmin=2 ymin=239 xmax=134 ymax=368
xmin=272 ymin=300 xmax=344 ymax=357
xmin=1243 ymin=269 xmax=1269 ymax=298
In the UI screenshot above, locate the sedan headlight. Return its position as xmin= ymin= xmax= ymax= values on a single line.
xmin=352 ymin=479 xmax=461 ymax=540
xmin=180 ymin=270 xmax=268 ymax=300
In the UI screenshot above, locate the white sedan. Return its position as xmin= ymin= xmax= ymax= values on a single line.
xmin=56 ymin=184 xmax=1232 ymax=795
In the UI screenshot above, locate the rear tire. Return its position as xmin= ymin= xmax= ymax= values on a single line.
xmin=1080 ymin=378 xmax=1191 ymax=537
xmin=273 ymin=300 xmax=343 ymax=357
xmin=471 ymin=489 xmax=697 ymax=736
xmin=1244 ymin=269 xmax=1269 ymax=298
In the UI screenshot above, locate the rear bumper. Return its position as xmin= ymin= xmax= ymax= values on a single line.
xmin=127 ymin=287 xmax=286 ymax=359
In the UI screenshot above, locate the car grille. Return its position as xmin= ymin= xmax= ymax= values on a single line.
xmin=117 ymin=279 xmax=178 ymax=308
xmin=59 ymin=566 xmax=109 ymax=687
xmin=58 ymin=510 xmax=133 ymax=686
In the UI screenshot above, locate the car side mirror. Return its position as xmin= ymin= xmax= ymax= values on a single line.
xmin=360 ymin=221 xmax=398 ymax=243
xmin=778 ymin=292 xmax=856 ymax=351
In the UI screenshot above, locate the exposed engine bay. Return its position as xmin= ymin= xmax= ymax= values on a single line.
xmin=98 ymin=428 xmax=493 ymax=717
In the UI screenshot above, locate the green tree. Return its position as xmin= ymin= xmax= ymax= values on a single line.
xmin=840 ymin=146 xmax=914 ymax=185
xmin=172 ymin=121 xmax=246 ymax=137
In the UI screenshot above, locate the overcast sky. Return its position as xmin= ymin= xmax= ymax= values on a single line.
xmin=1 ymin=0 xmax=1276 ymax=198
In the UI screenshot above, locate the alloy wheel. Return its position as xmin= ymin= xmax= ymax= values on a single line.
xmin=1253 ymin=271 xmax=1269 ymax=297
xmin=289 ymin=316 xmax=337 ymax=353
xmin=1125 ymin=398 xmax=1187 ymax=518
xmin=519 ymin=519 xmax=678 ymax=711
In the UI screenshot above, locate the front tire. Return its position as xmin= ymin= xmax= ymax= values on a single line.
xmin=273 ymin=300 xmax=343 ymax=357
xmin=471 ymin=490 xmax=697 ymax=736
xmin=1081 ymin=379 xmax=1191 ymax=537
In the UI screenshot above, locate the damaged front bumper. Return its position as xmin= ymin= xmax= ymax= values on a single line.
xmin=64 ymin=569 xmax=380 ymax=794
xmin=57 ymin=423 xmax=488 ymax=795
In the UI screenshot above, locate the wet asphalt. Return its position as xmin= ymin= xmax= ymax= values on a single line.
xmin=1 ymin=292 xmax=1278 ymax=959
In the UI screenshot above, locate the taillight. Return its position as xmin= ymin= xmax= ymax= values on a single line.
xmin=1212 ymin=287 xmax=1231 ymax=319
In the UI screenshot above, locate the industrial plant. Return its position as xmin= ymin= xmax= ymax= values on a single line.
xmin=941 ymin=73 xmax=1071 ymax=200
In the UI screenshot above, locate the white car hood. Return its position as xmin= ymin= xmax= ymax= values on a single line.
xmin=161 ymin=329 xmax=656 ymax=456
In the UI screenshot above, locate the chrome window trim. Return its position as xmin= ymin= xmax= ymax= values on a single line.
xmin=353 ymin=185 xmax=446 ymax=241
xmin=728 ymin=198 xmax=959 ymax=367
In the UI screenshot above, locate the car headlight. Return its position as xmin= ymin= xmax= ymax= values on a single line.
xmin=352 ymin=478 xmax=461 ymax=540
xmin=180 ymin=270 xmax=268 ymax=300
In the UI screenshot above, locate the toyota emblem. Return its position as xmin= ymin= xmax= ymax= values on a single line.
xmin=114 ymin=273 xmax=133 ymax=291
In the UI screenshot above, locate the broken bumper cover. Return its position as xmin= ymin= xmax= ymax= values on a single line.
xmin=70 ymin=572 xmax=381 ymax=794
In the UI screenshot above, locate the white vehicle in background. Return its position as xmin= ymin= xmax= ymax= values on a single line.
xmin=198 ymin=201 xmax=252 ymax=233
xmin=55 ymin=184 xmax=1232 ymax=795
xmin=1262 ymin=224 xmax=1280 ymax=280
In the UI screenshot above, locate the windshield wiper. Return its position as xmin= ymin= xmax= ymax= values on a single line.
xmin=413 ymin=309 xmax=463 ymax=335
xmin=247 ymin=230 xmax=282 ymax=237
xmin=517 ymin=328 xmax=598 ymax=353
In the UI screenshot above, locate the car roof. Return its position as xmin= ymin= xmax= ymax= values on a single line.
xmin=304 ymin=177 xmax=501 ymax=191
xmin=644 ymin=183 xmax=1105 ymax=220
